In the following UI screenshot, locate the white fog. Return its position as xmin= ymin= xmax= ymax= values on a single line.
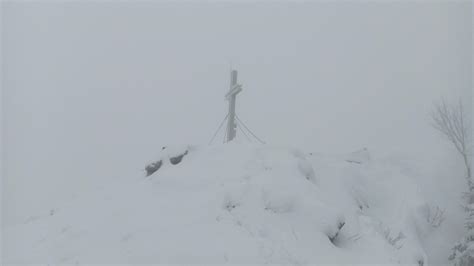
xmin=1 ymin=1 xmax=472 ymax=265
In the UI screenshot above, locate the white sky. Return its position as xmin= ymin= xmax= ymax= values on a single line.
xmin=2 ymin=1 xmax=472 ymax=224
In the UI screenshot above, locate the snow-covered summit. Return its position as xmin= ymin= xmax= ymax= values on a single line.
xmin=4 ymin=143 xmax=436 ymax=265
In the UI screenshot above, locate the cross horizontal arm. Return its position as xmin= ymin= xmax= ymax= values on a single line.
xmin=225 ymin=84 xmax=243 ymax=100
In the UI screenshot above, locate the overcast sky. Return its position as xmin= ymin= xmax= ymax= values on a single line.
xmin=2 ymin=1 xmax=471 ymax=224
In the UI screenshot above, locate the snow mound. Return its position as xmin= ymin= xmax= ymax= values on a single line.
xmin=4 ymin=144 xmax=433 ymax=265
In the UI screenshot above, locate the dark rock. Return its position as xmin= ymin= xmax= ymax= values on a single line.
xmin=169 ymin=150 xmax=188 ymax=165
xmin=145 ymin=160 xmax=163 ymax=176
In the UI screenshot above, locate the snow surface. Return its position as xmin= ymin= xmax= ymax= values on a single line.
xmin=3 ymin=143 xmax=455 ymax=265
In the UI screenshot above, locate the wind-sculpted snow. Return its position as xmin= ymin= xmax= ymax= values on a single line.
xmin=4 ymin=144 xmax=434 ymax=265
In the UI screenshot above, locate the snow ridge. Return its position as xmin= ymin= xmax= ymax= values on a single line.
xmin=4 ymin=143 xmax=435 ymax=265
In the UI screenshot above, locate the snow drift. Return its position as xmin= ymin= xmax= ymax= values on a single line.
xmin=4 ymin=143 xmax=439 ymax=265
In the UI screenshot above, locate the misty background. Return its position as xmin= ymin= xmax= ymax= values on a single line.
xmin=2 ymin=2 xmax=471 ymax=225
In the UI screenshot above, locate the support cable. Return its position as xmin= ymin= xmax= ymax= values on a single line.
xmin=235 ymin=115 xmax=266 ymax=144
xmin=236 ymin=120 xmax=252 ymax=142
xmin=223 ymin=125 xmax=227 ymax=143
xmin=209 ymin=114 xmax=229 ymax=145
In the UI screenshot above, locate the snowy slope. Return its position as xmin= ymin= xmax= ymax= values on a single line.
xmin=4 ymin=143 xmax=442 ymax=265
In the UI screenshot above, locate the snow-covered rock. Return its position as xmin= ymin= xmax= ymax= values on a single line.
xmin=4 ymin=143 xmax=434 ymax=265
xmin=144 ymin=145 xmax=191 ymax=176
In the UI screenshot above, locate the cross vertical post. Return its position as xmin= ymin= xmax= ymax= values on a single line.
xmin=225 ymin=70 xmax=242 ymax=142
